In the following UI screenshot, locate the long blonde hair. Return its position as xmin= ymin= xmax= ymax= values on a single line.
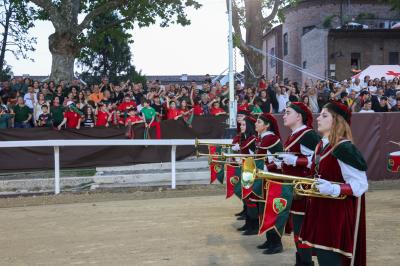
xmin=328 ymin=112 xmax=353 ymax=147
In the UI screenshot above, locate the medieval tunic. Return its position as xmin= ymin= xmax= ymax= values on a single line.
xmin=300 ymin=138 xmax=368 ymax=266
xmin=282 ymin=125 xmax=320 ymax=215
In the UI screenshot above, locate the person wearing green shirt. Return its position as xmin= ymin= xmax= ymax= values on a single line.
xmin=13 ymin=97 xmax=32 ymax=128
xmin=50 ymin=96 xmax=65 ymax=127
xmin=140 ymin=99 xmax=161 ymax=139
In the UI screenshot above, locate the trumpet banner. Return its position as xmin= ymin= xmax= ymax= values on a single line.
xmin=259 ymin=181 xmax=294 ymax=236
xmin=242 ymin=158 xmax=265 ymax=200
xmin=209 ymin=145 xmax=224 ymax=184
xmin=225 ymin=164 xmax=242 ymax=199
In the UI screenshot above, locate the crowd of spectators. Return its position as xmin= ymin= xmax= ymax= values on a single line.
xmin=0 ymin=74 xmax=399 ymax=130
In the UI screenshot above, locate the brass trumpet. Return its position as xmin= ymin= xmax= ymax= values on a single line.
xmin=242 ymin=158 xmax=346 ymax=200
xmin=195 ymin=139 xmax=233 ymax=163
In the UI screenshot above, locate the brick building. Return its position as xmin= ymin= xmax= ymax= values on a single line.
xmin=263 ymin=0 xmax=400 ymax=83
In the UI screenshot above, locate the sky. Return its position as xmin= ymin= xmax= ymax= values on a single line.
xmin=5 ymin=0 xmax=244 ymax=76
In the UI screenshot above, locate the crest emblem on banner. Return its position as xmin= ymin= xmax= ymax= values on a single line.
xmin=230 ymin=176 xmax=240 ymax=185
xmin=214 ymin=164 xmax=222 ymax=173
xmin=272 ymin=198 xmax=287 ymax=214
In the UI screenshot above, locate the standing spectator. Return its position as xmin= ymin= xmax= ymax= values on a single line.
xmin=118 ymin=96 xmax=137 ymax=113
xmin=23 ymin=86 xmax=37 ymax=110
xmin=88 ymin=85 xmax=104 ymax=104
xmin=95 ymin=103 xmax=110 ymax=127
xmin=276 ymin=85 xmax=288 ymax=113
xmin=82 ymin=106 xmax=95 ymax=128
xmin=51 ymin=96 xmax=65 ymax=127
xmin=209 ymin=100 xmax=227 ymax=116
xmin=125 ymin=107 xmax=143 ymax=126
xmin=307 ymin=86 xmax=319 ymax=113
xmin=259 ymin=90 xmax=272 ymax=113
xmin=57 ymin=102 xmax=82 ymax=130
xmin=141 ymin=99 xmax=161 ymax=139
xmin=301 ymin=95 xmax=312 ymax=112
xmin=53 ymin=85 xmax=65 ymax=104
xmin=0 ymin=106 xmax=14 ymax=129
xmin=351 ymin=91 xmax=369 ymax=112
xmin=33 ymin=93 xmax=48 ymax=126
xmin=165 ymin=97 xmax=182 ymax=120
xmin=37 ymin=105 xmax=53 ymax=127
xmin=13 ymin=97 xmax=32 ymax=128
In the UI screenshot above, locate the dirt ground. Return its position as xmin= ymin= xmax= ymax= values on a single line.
xmin=0 ymin=183 xmax=399 ymax=266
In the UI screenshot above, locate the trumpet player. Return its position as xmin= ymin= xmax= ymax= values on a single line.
xmin=281 ymin=102 xmax=320 ymax=266
xmin=254 ymin=113 xmax=285 ymax=255
xmin=234 ymin=116 xmax=259 ymax=235
xmin=299 ymin=101 xmax=368 ymax=266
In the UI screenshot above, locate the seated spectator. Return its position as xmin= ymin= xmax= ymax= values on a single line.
xmin=352 ymin=90 xmax=369 ymax=112
xmin=391 ymin=98 xmax=400 ymax=112
xmin=359 ymin=100 xmax=374 ymax=113
xmin=0 ymin=106 xmax=14 ymax=129
xmin=58 ymin=102 xmax=82 ymax=130
xmin=13 ymin=97 xmax=32 ymax=128
xmin=37 ymin=105 xmax=53 ymax=127
xmin=376 ymin=96 xmax=390 ymax=112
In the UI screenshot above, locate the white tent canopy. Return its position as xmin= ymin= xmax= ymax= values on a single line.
xmin=352 ymin=65 xmax=400 ymax=81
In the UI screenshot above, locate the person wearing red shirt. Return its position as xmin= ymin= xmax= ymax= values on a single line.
xmin=95 ymin=103 xmax=110 ymax=127
xmin=118 ymin=96 xmax=137 ymax=112
xmin=209 ymin=100 xmax=227 ymax=116
xmin=166 ymin=98 xmax=182 ymax=120
xmin=125 ymin=107 xmax=143 ymax=126
xmin=57 ymin=102 xmax=81 ymax=130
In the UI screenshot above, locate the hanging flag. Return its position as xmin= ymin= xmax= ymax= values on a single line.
xmin=208 ymin=145 xmax=224 ymax=184
xmin=259 ymin=181 xmax=294 ymax=236
xmin=225 ymin=164 xmax=242 ymax=199
xmin=242 ymin=158 xmax=265 ymax=200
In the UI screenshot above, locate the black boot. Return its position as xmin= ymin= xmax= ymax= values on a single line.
xmin=234 ymin=208 xmax=246 ymax=217
xmin=237 ymin=217 xmax=249 ymax=231
xmin=263 ymin=232 xmax=283 ymax=254
xmin=257 ymin=240 xmax=271 ymax=249
xmin=295 ymin=252 xmax=301 ymax=266
xmin=242 ymin=219 xmax=259 ymax=235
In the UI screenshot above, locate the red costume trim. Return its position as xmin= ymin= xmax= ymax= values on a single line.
xmin=296 ymin=157 xmax=309 ymax=167
xmin=340 ymin=184 xmax=354 ymax=196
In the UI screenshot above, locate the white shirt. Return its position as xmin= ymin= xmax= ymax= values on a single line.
xmin=291 ymin=125 xmax=314 ymax=168
xmin=260 ymin=131 xmax=276 ymax=163
xmin=277 ymin=94 xmax=288 ymax=113
xmin=23 ymin=92 xmax=37 ymax=109
xmin=322 ymin=137 xmax=368 ymax=197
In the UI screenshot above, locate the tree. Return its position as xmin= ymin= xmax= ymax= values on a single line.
xmin=28 ymin=0 xmax=201 ymax=83
xmin=0 ymin=0 xmax=36 ymax=74
xmin=228 ymin=0 xmax=296 ymax=86
xmin=77 ymin=12 xmax=145 ymax=84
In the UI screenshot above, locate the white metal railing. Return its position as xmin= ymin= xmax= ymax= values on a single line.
xmin=0 ymin=139 xmax=232 ymax=194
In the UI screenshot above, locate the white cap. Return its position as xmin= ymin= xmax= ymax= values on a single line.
xmin=66 ymin=101 xmax=74 ymax=106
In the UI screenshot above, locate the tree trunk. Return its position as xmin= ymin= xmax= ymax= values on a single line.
xmin=243 ymin=0 xmax=264 ymax=87
xmin=48 ymin=31 xmax=80 ymax=82
xmin=0 ymin=8 xmax=12 ymax=73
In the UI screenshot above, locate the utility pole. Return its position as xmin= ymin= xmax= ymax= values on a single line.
xmin=228 ymin=0 xmax=237 ymax=130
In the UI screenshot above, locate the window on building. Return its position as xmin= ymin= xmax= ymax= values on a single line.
xmin=303 ymin=61 xmax=307 ymax=69
xmin=270 ymin=48 xmax=276 ymax=68
xmin=351 ymin=53 xmax=361 ymax=69
xmin=302 ymin=25 xmax=315 ymax=35
xmin=389 ymin=52 xmax=399 ymax=65
xmin=283 ymin=33 xmax=288 ymax=56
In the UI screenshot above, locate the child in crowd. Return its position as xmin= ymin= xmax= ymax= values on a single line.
xmin=209 ymin=100 xmax=227 ymax=116
xmin=125 ymin=107 xmax=143 ymax=126
xmin=95 ymin=103 xmax=110 ymax=127
xmin=166 ymin=97 xmax=182 ymax=120
xmin=37 ymin=105 xmax=53 ymax=127
xmin=82 ymin=106 xmax=95 ymax=128
xmin=141 ymin=99 xmax=161 ymax=139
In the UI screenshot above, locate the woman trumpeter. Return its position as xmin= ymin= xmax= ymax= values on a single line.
xmin=300 ymin=101 xmax=368 ymax=266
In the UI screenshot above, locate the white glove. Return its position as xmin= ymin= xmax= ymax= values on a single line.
xmin=316 ymin=178 xmax=340 ymax=197
xmin=280 ymin=154 xmax=298 ymax=167
xmin=273 ymin=158 xmax=282 ymax=169
xmin=263 ymin=164 xmax=269 ymax=172
xmin=231 ymin=143 xmax=240 ymax=152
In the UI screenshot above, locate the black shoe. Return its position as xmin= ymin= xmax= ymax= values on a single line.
xmin=236 ymin=215 xmax=245 ymax=221
xmin=263 ymin=243 xmax=283 ymax=255
xmin=237 ymin=223 xmax=248 ymax=231
xmin=295 ymin=252 xmax=301 ymax=266
xmin=242 ymin=228 xmax=259 ymax=235
xmin=257 ymin=240 xmax=271 ymax=249
xmin=234 ymin=209 xmax=246 ymax=216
